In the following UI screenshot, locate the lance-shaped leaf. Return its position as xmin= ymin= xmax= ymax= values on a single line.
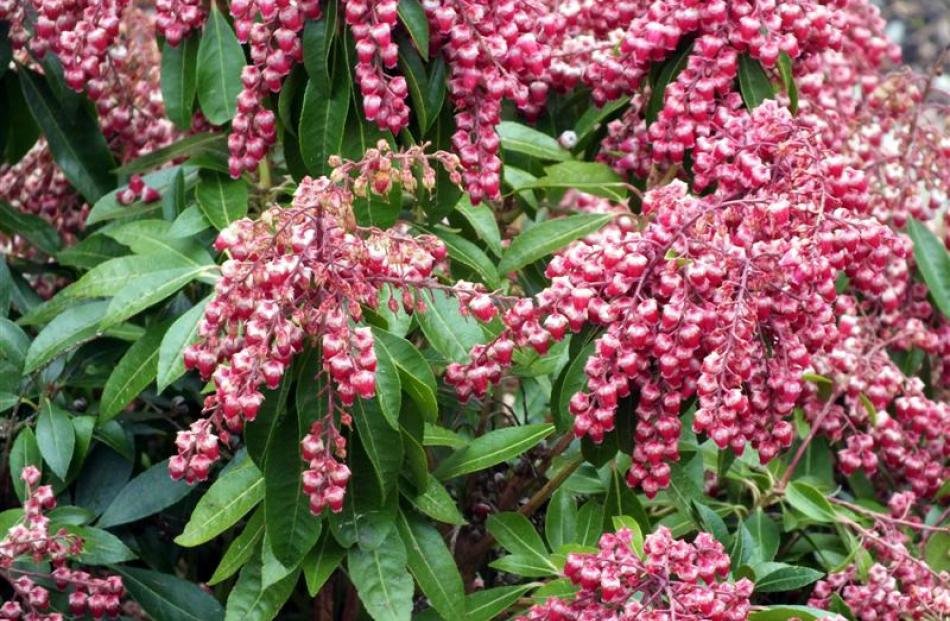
xmin=196 ymin=5 xmax=245 ymax=125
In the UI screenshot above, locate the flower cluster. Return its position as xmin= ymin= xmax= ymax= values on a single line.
xmin=226 ymin=0 xmax=321 ymax=177
xmin=520 ymin=527 xmax=753 ymax=621
xmin=0 ymin=467 xmax=124 ymax=620
xmin=448 ymin=100 xmax=913 ymax=497
xmin=177 ymin=144 xmax=461 ymax=512
xmin=345 ymin=0 xmax=409 ymax=134
xmin=809 ymin=494 xmax=950 ymax=620
xmin=155 ymin=0 xmax=206 ymax=46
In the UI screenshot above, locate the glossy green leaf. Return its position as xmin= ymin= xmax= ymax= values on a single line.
xmin=925 ymin=531 xmax=950 ymax=573
xmin=18 ymin=67 xmax=116 ymax=202
xmin=645 ymin=40 xmax=693 ymax=125
xmin=745 ymin=509 xmax=780 ymax=563
xmin=498 ymin=213 xmax=611 ymax=274
xmin=161 ymin=35 xmax=200 ymax=129
xmin=115 ymin=566 xmax=225 ymax=621
xmin=453 ymin=198 xmax=502 ymax=256
xmin=435 ymin=424 xmax=555 ymax=480
xmin=754 ymin=562 xmax=824 ymax=593
xmin=464 ymin=585 xmax=534 ymax=621
xmin=777 ymin=52 xmax=798 ymax=114
xmin=116 ymin=132 xmax=227 ymax=176
xmin=177 ymin=456 xmax=264 ymax=547
xmin=398 ymin=0 xmax=429 ymax=59
xmin=23 ymin=300 xmax=110 ymax=374
xmin=196 ymin=5 xmax=245 ymax=124
xmin=575 ymin=500 xmax=604 ymax=547
xmin=749 ymin=606 xmax=837 ymax=621
xmin=100 ymin=320 xmax=168 ymax=422
xmin=225 ymin=549 xmax=300 ymax=621
xmin=513 ymin=161 xmax=628 ymax=201
xmin=97 ymin=459 xmax=193 ymax=528
xmin=36 ymin=401 xmax=75 ymax=480
xmin=75 ymin=446 xmax=132 ymax=517
xmin=785 ymin=481 xmax=837 ymax=524
xmin=497 ymin=121 xmax=572 ymax=161
xmin=264 ymin=412 xmax=323 ymax=568
xmin=303 ymin=531 xmax=345 ymax=595
xmin=195 ymin=170 xmax=249 ymax=230
xmin=87 ymin=165 xmax=196 ymax=225
xmin=415 ymin=290 xmax=482 ymax=363
xmin=209 ymin=508 xmax=265 ymax=585
xmin=402 ymin=475 xmax=466 ymax=525
xmin=100 ymin=265 xmax=209 ymax=330
xmin=348 ymin=529 xmax=414 ymax=621
xmin=487 ymin=512 xmax=554 ymax=573
xmin=9 ymin=428 xmax=41 ymax=501
xmin=490 ymin=553 xmax=557 ymax=578
xmin=430 ymin=225 xmax=500 ymax=287
xmin=0 ymin=201 xmax=61 ymax=255
xmin=302 ymin=1 xmax=337 ymax=83
xmin=299 ymin=76 xmax=350 ymax=176
xmin=372 ymin=329 xmax=438 ymax=420
xmin=396 ymin=510 xmax=465 ymax=620
xmin=352 ymin=397 xmax=403 ymax=501
xmin=907 ymin=217 xmax=950 ymax=319
xmin=738 ymin=53 xmax=775 ymax=110
xmin=61 ymin=525 xmax=136 ymax=565
xmin=0 ymin=317 xmax=29 ymax=372
xmin=373 ymin=338 xmax=402 ymax=429
xmin=157 ymin=297 xmax=211 ymax=391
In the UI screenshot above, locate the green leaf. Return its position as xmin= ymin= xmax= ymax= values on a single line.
xmin=925 ymin=531 xmax=950 ymax=573
xmin=422 ymin=424 xmax=466 ymax=448
xmin=372 ymin=329 xmax=437 ymax=421
xmin=210 ymin=508 xmax=265 ymax=585
xmin=161 ymin=35 xmax=200 ymax=129
xmin=453 ymin=197 xmax=502 ymax=256
xmin=225 ymin=549 xmax=300 ymax=621
xmin=399 ymin=40 xmax=432 ymax=134
xmin=97 ymin=459 xmax=193 ymax=528
xmin=100 ymin=320 xmax=168 ymax=422
xmin=430 ymin=225 xmax=500 ymax=287
xmin=169 ymin=204 xmax=212 ymax=238
xmin=754 ymin=562 xmax=824 ymax=593
xmin=738 ymin=53 xmax=775 ymax=110
xmin=101 ymin=266 xmax=208 ymax=330
xmin=487 ymin=512 xmax=554 ymax=574
xmin=302 ymin=2 xmax=337 ymax=83
xmin=0 ymin=201 xmax=61 ymax=255
xmin=604 ymin=467 xmax=650 ymax=534
xmin=499 ymin=213 xmax=611 ymax=274
xmin=0 ymin=317 xmax=29 ymax=372
xmin=398 ymin=0 xmax=429 ymax=59
xmin=490 ymin=553 xmax=557 ymax=578
xmin=116 ymin=132 xmax=227 ymax=176
xmin=415 ymin=290 xmax=482 ymax=363
xmin=115 ymin=566 xmax=225 ymax=621
xmin=435 ymin=424 xmax=554 ymax=480
xmin=373 ymin=338 xmax=402 ymax=429
xmin=196 ymin=4 xmax=245 ymax=124
xmin=784 ymin=481 xmax=837 ymax=524
xmin=749 ymin=606 xmax=838 ymax=621
xmin=777 ymin=52 xmax=798 ymax=114
xmin=2 ymin=71 xmax=41 ymax=164
xmin=60 ymin=524 xmax=136 ymax=565
xmin=196 ymin=170 xmax=249 ymax=230
xmin=745 ymin=509 xmax=780 ymax=563
xmin=36 ymin=401 xmax=75 ymax=481
xmin=513 ymin=161 xmax=628 ymax=201
xmin=158 ymin=297 xmax=211 ymax=391
xmin=497 ymin=121 xmax=572 ymax=161
xmin=402 ymin=475 xmax=466 ymax=526
xmin=87 ymin=165 xmax=196 ymax=225
xmin=348 ymin=529 xmax=414 ymax=621
xmin=9 ymin=427 xmax=42 ymax=501
xmin=907 ymin=217 xmax=950 ymax=319
xmin=396 ymin=510 xmax=465 ymax=620
xmin=646 ymin=40 xmax=693 ymax=125
xmin=545 ymin=488 xmax=576 ymax=550
xmin=352 ymin=397 xmax=404 ymax=501
xmin=23 ymin=300 xmax=110 ymax=373
xmin=57 ymin=235 xmax=129 ymax=270
xmin=18 ymin=67 xmax=116 ymax=202
xmin=299 ymin=76 xmax=350 ymax=176
xmin=464 ymin=585 xmax=534 ymax=621
xmin=303 ymin=531 xmax=345 ymax=595
xmin=263 ymin=412 xmax=322 ymax=567
xmin=177 ymin=456 xmax=265 ymax=547
xmin=75 ymin=446 xmax=132 ymax=517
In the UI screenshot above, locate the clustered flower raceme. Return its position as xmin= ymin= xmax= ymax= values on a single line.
xmin=809 ymin=493 xmax=950 ymax=620
xmin=155 ymin=0 xmax=206 ymax=46
xmin=0 ymin=1 xmax=178 ymax=161
xmin=448 ymin=100 xmax=913 ymax=498
xmin=226 ymin=0 xmax=321 ymax=177
xmin=345 ymin=0 xmax=409 ymax=134
xmin=0 ymin=467 xmax=124 ymax=620
xmin=519 ymin=527 xmax=753 ymax=621
xmin=424 ymin=1 xmax=562 ymax=203
xmin=175 ymin=143 xmax=464 ymax=513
